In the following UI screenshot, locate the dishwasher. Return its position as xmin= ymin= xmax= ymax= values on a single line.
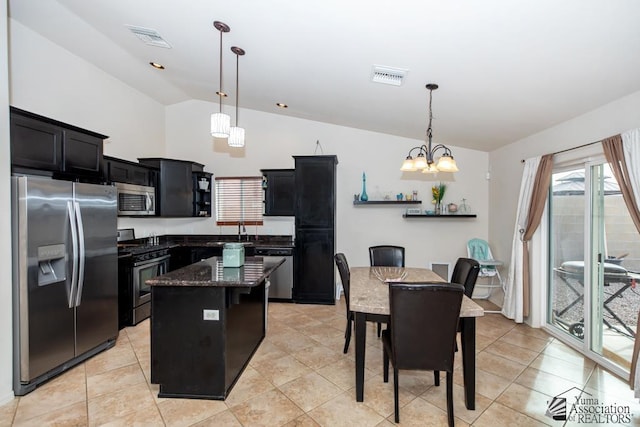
xmin=254 ymin=246 xmax=293 ymax=301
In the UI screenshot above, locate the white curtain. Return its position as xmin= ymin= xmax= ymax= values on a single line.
xmin=621 ymin=130 xmax=640 ymax=399
xmin=622 ymin=130 xmax=640 ymax=206
xmin=502 ymin=157 xmax=541 ymax=322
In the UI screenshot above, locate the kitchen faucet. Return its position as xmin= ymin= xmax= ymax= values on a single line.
xmin=238 ymin=222 xmax=247 ymax=241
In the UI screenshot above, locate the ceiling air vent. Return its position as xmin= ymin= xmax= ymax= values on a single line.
xmin=126 ymin=25 xmax=172 ymax=49
xmin=371 ymin=65 xmax=407 ymax=86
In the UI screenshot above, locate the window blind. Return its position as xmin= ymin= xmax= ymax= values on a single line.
xmin=215 ymin=176 xmax=264 ymax=226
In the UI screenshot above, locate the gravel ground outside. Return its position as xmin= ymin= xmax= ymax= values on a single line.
xmin=551 ymin=275 xmax=639 ymax=339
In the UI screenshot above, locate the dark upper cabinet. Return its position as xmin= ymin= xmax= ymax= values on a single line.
xmin=62 ymin=130 xmax=103 ymax=176
xmin=261 ymin=169 xmax=294 ymax=216
xmin=139 ymin=158 xmax=203 ymax=217
xmin=10 ymin=107 xmax=106 ymax=179
xmin=104 ymin=156 xmax=154 ymax=186
xmin=293 ymin=155 xmax=338 ymax=304
xmin=294 ymin=156 xmax=337 ymax=229
xmin=193 ymin=172 xmax=213 ymax=217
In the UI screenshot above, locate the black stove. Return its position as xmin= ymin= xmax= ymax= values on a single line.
xmin=117 ymin=230 xmax=171 ymax=328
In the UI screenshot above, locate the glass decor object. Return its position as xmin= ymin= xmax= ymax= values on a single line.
xmin=360 ymin=172 xmax=369 ymax=201
xmin=459 ymin=198 xmax=470 ymax=213
xmin=431 ymin=183 xmax=446 ymax=215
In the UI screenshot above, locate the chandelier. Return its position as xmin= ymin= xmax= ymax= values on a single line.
xmin=400 ymin=84 xmax=459 ymax=174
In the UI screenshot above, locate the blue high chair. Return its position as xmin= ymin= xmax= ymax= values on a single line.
xmin=467 ymin=238 xmax=503 ymax=299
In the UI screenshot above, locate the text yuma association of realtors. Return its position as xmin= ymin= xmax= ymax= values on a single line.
xmin=568 ymin=396 xmax=632 ymax=423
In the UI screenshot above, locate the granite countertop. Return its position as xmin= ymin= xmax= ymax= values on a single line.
xmin=349 ymin=266 xmax=485 ymax=317
xmin=164 ymin=234 xmax=294 ymax=248
xmin=119 ymin=234 xmax=293 ymax=251
xmin=147 ymin=256 xmax=285 ymax=288
xmin=118 ymin=234 xmax=294 ymax=257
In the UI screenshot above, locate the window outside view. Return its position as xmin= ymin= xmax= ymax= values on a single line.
xmin=549 ymin=163 xmax=640 ymax=372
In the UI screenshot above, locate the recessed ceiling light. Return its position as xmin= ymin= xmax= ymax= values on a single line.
xmin=276 ymin=103 xmax=288 ymax=109
xmin=216 ymin=91 xmax=228 ymax=98
xmin=149 ymin=62 xmax=165 ymax=70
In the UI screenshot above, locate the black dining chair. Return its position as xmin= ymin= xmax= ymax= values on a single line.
xmin=450 ymin=257 xmax=480 ymax=298
xmin=369 ymin=245 xmax=405 ymax=337
xmin=382 ymin=282 xmax=464 ymax=425
xmin=334 ymin=253 xmax=354 ymax=354
xmin=450 ymin=257 xmax=479 ymax=353
xmin=369 ymin=245 xmax=405 ymax=268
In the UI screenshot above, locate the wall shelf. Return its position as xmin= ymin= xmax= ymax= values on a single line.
xmin=402 ymin=214 xmax=477 ymax=218
xmin=353 ymin=200 xmax=421 ymax=205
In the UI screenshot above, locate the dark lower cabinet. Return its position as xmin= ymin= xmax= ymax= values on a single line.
xmin=169 ymin=246 xmax=223 ymax=271
xmin=117 ymin=256 xmax=133 ymax=329
xmin=293 ymin=155 xmax=337 ymax=304
xmin=151 ymin=283 xmax=265 ymax=399
xmin=294 ymin=229 xmax=335 ymax=303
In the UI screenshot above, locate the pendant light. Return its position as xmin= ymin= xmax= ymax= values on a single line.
xmin=210 ymin=21 xmax=231 ymax=138
xmin=228 ymin=46 xmax=246 ymax=147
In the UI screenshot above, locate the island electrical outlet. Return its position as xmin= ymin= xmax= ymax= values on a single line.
xmin=203 ymin=309 xmax=219 ymax=321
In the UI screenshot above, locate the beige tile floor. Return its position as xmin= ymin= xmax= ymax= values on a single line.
xmin=1 ymin=299 xmax=639 ymax=426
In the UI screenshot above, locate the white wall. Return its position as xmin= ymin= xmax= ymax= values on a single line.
xmin=489 ymin=89 xmax=640 ymax=322
xmin=8 ymin=20 xmax=166 ymax=162
xmin=163 ymin=100 xmax=490 ymax=268
xmin=0 ymin=0 xmax=14 ymax=405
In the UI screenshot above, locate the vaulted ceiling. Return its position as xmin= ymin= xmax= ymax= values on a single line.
xmin=9 ymin=0 xmax=640 ymax=151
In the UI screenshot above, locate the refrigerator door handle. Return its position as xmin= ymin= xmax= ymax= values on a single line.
xmin=74 ymin=201 xmax=86 ymax=307
xmin=67 ymin=201 xmax=79 ymax=309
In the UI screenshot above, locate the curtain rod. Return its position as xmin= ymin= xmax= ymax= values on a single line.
xmin=520 ymin=139 xmax=602 ymax=163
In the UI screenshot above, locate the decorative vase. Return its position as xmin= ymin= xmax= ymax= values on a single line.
xmin=435 ymin=202 xmax=441 ymax=215
xmin=360 ymin=172 xmax=368 ymax=201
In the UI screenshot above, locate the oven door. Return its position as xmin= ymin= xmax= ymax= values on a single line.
xmin=132 ymin=255 xmax=170 ymax=308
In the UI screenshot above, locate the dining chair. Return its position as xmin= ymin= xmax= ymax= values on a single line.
xmin=382 ymin=282 xmax=464 ymax=425
xmin=334 ymin=253 xmax=353 ymax=354
xmin=369 ymin=245 xmax=405 ymax=268
xmin=451 ymin=258 xmax=479 ymax=353
xmin=369 ymin=245 xmax=405 ymax=337
xmin=450 ymin=257 xmax=480 ymax=298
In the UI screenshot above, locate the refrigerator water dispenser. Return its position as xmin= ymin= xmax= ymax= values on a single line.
xmin=37 ymin=244 xmax=67 ymax=286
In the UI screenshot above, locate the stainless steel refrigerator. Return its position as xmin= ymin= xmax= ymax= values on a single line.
xmin=11 ymin=175 xmax=118 ymax=395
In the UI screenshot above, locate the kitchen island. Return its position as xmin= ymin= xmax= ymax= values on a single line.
xmin=148 ymin=256 xmax=284 ymax=400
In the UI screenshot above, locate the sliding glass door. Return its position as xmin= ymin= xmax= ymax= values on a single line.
xmin=548 ymin=160 xmax=639 ymax=375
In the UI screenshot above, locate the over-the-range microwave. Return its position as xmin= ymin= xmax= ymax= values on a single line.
xmin=115 ymin=182 xmax=156 ymax=216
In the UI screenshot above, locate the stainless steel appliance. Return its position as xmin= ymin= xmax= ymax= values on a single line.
xmin=117 ymin=229 xmax=170 ymax=327
xmin=255 ymin=246 xmax=294 ymax=300
xmin=115 ymin=182 xmax=155 ymax=216
xmin=11 ymin=175 xmax=118 ymax=395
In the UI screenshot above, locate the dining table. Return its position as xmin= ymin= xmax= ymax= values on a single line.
xmin=349 ymin=266 xmax=485 ymax=410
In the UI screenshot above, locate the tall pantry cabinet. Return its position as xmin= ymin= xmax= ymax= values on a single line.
xmin=293 ymin=155 xmax=337 ymax=304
